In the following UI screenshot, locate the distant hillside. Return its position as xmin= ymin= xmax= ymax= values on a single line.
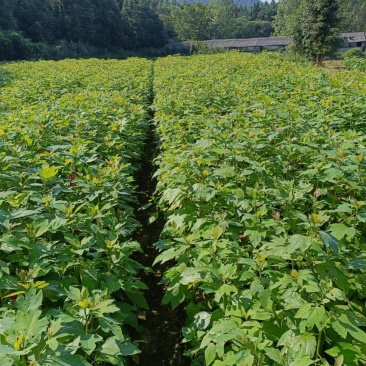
xmin=175 ymin=0 xmax=260 ymax=7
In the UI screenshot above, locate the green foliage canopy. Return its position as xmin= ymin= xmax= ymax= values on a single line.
xmin=275 ymin=0 xmax=342 ymax=63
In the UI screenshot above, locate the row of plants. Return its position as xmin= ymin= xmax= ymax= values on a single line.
xmin=343 ymin=49 xmax=366 ymax=71
xmin=153 ymin=53 xmax=366 ymax=365
xmin=0 ymin=58 xmax=153 ymax=365
xmin=344 ymin=58 xmax=366 ymax=72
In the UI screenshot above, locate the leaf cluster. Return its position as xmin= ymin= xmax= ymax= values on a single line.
xmin=153 ymin=52 xmax=366 ymax=365
xmin=0 ymin=58 xmax=153 ymax=364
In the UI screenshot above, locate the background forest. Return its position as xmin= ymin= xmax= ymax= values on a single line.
xmin=0 ymin=0 xmax=365 ymax=61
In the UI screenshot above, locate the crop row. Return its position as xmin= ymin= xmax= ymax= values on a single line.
xmin=153 ymin=53 xmax=366 ymax=365
xmin=344 ymin=58 xmax=366 ymax=72
xmin=0 ymin=59 xmax=153 ymax=365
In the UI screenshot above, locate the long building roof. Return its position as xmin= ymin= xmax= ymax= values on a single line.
xmin=204 ymin=33 xmax=366 ymax=49
xmin=205 ymin=36 xmax=291 ymax=48
xmin=342 ymin=32 xmax=366 ymax=43
xmin=165 ymin=32 xmax=366 ymax=50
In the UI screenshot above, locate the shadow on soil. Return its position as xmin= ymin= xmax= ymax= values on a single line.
xmin=131 ymin=121 xmax=190 ymax=366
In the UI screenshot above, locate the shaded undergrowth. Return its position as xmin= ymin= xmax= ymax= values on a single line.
xmin=131 ymin=66 xmax=189 ymax=366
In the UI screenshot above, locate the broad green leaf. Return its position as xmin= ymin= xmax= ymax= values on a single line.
xmin=217 ymin=284 xmax=237 ymax=297
xmin=295 ymin=303 xmax=312 ymax=319
xmin=119 ymin=342 xmax=141 ymax=356
xmin=180 ymin=267 xmax=202 ymax=286
xmin=278 ymin=329 xmax=296 ymax=347
xmin=293 ymin=333 xmax=317 ymax=358
xmin=329 ymin=224 xmax=356 ymax=241
xmin=347 ymin=257 xmax=366 ymax=270
xmin=14 ymin=309 xmax=48 ymax=345
xmin=250 ymin=310 xmax=272 ymax=321
xmin=319 ymin=231 xmax=340 ymax=256
xmin=0 ymin=234 xmax=25 ymax=252
xmin=265 ymin=348 xmax=282 ymax=363
xmin=101 ymin=337 xmax=140 ymax=356
xmin=126 ymin=288 xmax=149 ymax=310
xmin=315 ymin=263 xmax=350 ymax=293
xmin=288 ymin=235 xmax=312 ymax=253
xmin=40 ymin=165 xmax=59 ymax=181
xmin=148 ymin=212 xmax=158 ymax=224
xmin=92 ymin=299 xmax=119 ymax=314
xmin=205 ymin=342 xmax=217 ymax=366
xmin=244 ymin=229 xmax=265 ymax=247
xmin=323 ymin=168 xmax=343 ymax=182
xmin=216 ymin=350 xmax=254 ymax=366
xmin=153 ymin=247 xmax=182 ymax=265
xmin=17 ymin=287 xmax=43 ymax=312
xmin=334 ymin=355 xmax=344 ymax=366
xmin=293 ymin=355 xmax=316 ymax=366
xmin=326 ymin=342 xmax=363 ymax=364
xmin=0 ymin=356 xmax=14 ymax=366
xmin=9 ymin=208 xmax=41 ymax=220
xmin=163 ymin=188 xmax=181 ymax=206
xmin=194 ymin=312 xmax=212 ymax=330
xmin=0 ymin=344 xmax=28 ymax=355
xmin=213 ymin=166 xmax=236 ymax=178
xmin=67 ymin=287 xmax=81 ymax=302
xmin=337 ymin=314 xmax=366 ymax=344
xmin=212 ymin=225 xmax=224 ymax=240
xmin=307 ymin=306 xmax=327 ymax=331
xmin=47 ymin=337 xmax=59 ymax=351
xmin=99 ymin=318 xmax=123 ymax=340
xmin=35 ymin=220 xmax=52 ymax=237
xmin=80 ymin=334 xmax=103 ymax=355
xmin=334 ymin=204 xmax=353 ymax=214
xmin=326 ymin=288 xmax=345 ymax=302
xmin=357 ymin=211 xmax=366 ymax=223
xmin=43 ymin=352 xmax=91 ymax=366
xmin=0 ymin=318 xmax=15 ymax=333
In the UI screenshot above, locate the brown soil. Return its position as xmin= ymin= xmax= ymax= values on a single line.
xmin=322 ymin=60 xmax=347 ymax=72
xmin=131 ymin=119 xmax=190 ymax=366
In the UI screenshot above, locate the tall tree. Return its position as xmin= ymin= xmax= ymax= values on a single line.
xmin=300 ymin=0 xmax=341 ymax=63
xmin=0 ymin=0 xmax=17 ymax=30
xmin=122 ymin=0 xmax=167 ymax=49
xmin=15 ymin=0 xmax=55 ymax=42
xmin=89 ymin=0 xmax=127 ymax=48
xmin=275 ymin=0 xmax=341 ymax=64
xmin=274 ymin=0 xmax=302 ymax=36
xmin=207 ymin=0 xmax=236 ymax=38
xmin=172 ymin=3 xmax=211 ymax=40
xmin=55 ymin=0 xmax=127 ymax=48
xmin=57 ymin=0 xmax=96 ymax=44
xmin=340 ymin=0 xmax=366 ymax=32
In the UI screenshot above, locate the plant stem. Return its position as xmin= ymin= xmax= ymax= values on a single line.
xmin=316 ymin=330 xmax=323 ymax=358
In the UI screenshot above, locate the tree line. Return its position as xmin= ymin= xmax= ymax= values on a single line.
xmin=0 ymin=0 xmax=277 ymax=61
xmin=158 ymin=0 xmax=277 ymax=41
xmin=0 ymin=0 xmax=167 ymax=60
xmin=275 ymin=0 xmax=366 ymax=64
xmin=0 ymin=0 xmax=365 ymax=61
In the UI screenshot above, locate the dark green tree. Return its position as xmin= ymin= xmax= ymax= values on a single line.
xmin=89 ymin=0 xmax=127 ymax=48
xmin=253 ymin=0 xmax=277 ymax=21
xmin=207 ymin=0 xmax=236 ymax=39
xmin=234 ymin=19 xmax=273 ymax=38
xmin=52 ymin=0 xmax=127 ymax=48
xmin=299 ymin=0 xmax=341 ymax=63
xmin=275 ymin=0 xmax=341 ymax=64
xmin=61 ymin=0 xmax=96 ymax=44
xmin=0 ymin=0 xmax=17 ymax=30
xmin=340 ymin=0 xmax=366 ymax=32
xmin=15 ymin=0 xmax=55 ymax=42
xmin=122 ymin=0 xmax=167 ymax=49
xmin=274 ymin=0 xmax=303 ymax=36
xmin=172 ymin=3 xmax=211 ymax=40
